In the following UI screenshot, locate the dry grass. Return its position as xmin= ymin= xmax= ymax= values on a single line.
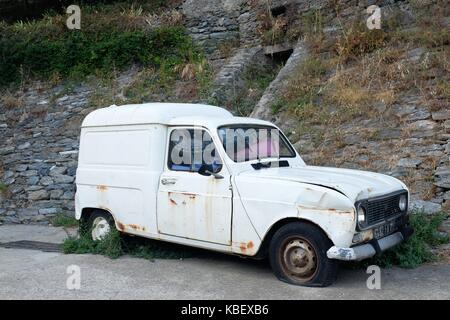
xmin=1 ymin=93 xmax=22 ymax=109
xmin=217 ymin=38 xmax=240 ymax=58
xmin=334 ymin=26 xmax=388 ymax=63
xmin=145 ymin=9 xmax=183 ymax=28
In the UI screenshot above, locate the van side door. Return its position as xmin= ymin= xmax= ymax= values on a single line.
xmin=156 ymin=127 xmax=232 ymax=245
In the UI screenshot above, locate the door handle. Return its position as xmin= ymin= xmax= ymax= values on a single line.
xmin=161 ymin=178 xmax=177 ymax=185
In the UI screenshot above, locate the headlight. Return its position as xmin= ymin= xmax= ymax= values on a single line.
xmin=399 ymin=194 xmax=407 ymax=211
xmin=357 ymin=204 xmax=366 ymax=224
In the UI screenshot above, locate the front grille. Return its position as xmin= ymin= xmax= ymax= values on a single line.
xmin=366 ymin=192 xmax=406 ymax=225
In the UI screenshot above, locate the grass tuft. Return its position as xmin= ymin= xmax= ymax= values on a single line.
xmin=63 ymin=228 xmax=123 ymax=259
xmin=353 ymin=211 xmax=449 ymax=269
xmin=50 ymin=213 xmax=79 ymax=228
xmin=63 ymin=228 xmax=199 ymax=260
xmin=0 ymin=3 xmax=197 ymax=87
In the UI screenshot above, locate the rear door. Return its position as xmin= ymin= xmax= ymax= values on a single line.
xmin=157 ymin=127 xmax=232 ymax=245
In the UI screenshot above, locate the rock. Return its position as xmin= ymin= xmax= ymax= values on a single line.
xmin=15 ymin=164 xmax=28 ymax=172
xmin=20 ymin=170 xmax=38 ymax=177
xmin=67 ymin=167 xmax=77 ymax=176
xmin=49 ymin=166 xmax=67 ymax=176
xmin=61 ymin=191 xmax=75 ymax=200
xmin=444 ymin=191 xmax=450 ymax=201
xmin=406 ymin=47 xmax=425 ymax=62
xmin=445 ymin=120 xmax=450 ymax=133
xmin=31 ymin=214 xmax=48 ymax=222
xmin=17 ymin=142 xmax=31 ymax=150
xmin=52 ymin=175 xmax=74 ymax=184
xmin=3 ymin=171 xmax=15 ymax=180
xmin=3 ymin=178 xmax=15 ymax=185
xmin=432 ymin=110 xmax=450 ymax=121
xmin=40 ymin=176 xmax=54 ymax=186
xmin=344 ymin=135 xmax=361 ymax=145
xmin=26 ymin=176 xmax=40 ymax=185
xmin=0 ymin=146 xmax=15 ymax=155
xmin=38 ymin=167 xmax=50 ymax=176
xmin=10 ymin=186 xmax=23 ymax=194
xmin=17 ymin=208 xmax=39 ymax=217
xmin=28 ymin=190 xmax=49 ymax=201
xmin=397 ymin=158 xmax=422 ymax=168
xmin=435 ymin=167 xmax=450 ymax=189
xmin=59 ymin=150 xmax=78 ymax=156
xmin=38 ymin=208 xmax=59 ymax=215
xmin=410 ymin=200 xmax=442 ymax=215
xmin=1 ymin=216 xmax=20 ymax=224
xmin=25 ymin=185 xmax=43 ymax=192
xmin=377 ymin=128 xmax=402 ymax=139
xmin=406 ymin=109 xmax=430 ymax=121
xmin=50 ymin=190 xmax=64 ymax=199
xmin=408 ymin=120 xmax=437 ymax=137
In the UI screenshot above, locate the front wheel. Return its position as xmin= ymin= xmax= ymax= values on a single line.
xmin=87 ymin=211 xmax=115 ymax=241
xmin=269 ymin=222 xmax=338 ymax=287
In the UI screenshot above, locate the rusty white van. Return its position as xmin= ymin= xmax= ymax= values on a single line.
xmin=75 ymin=103 xmax=413 ymax=287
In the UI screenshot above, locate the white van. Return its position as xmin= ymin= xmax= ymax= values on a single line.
xmin=75 ymin=103 xmax=413 ymax=286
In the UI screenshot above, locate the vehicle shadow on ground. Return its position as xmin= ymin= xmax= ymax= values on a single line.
xmin=121 ymin=235 xmax=368 ymax=287
xmin=122 ymin=234 xmax=271 ymax=269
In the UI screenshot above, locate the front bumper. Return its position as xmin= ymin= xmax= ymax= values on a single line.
xmin=326 ymin=226 xmax=414 ymax=261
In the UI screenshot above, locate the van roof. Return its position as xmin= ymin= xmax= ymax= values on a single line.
xmin=81 ymin=103 xmax=234 ymax=127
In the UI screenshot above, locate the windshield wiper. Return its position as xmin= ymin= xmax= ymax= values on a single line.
xmin=251 ymin=160 xmax=290 ymax=170
xmin=252 ymin=162 xmax=272 ymax=170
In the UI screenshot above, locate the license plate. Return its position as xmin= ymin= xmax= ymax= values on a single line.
xmin=374 ymin=220 xmax=399 ymax=239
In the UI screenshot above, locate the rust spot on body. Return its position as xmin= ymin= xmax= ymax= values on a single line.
xmin=169 ymin=198 xmax=177 ymax=205
xmin=238 ymin=241 xmax=254 ymax=252
xmin=97 ymin=185 xmax=108 ymax=191
xmin=117 ymin=222 xmax=125 ymax=231
xmin=127 ymin=224 xmax=145 ymax=232
xmin=181 ymin=192 xmax=196 ymax=199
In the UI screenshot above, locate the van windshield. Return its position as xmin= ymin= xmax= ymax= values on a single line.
xmin=217 ymin=125 xmax=296 ymax=163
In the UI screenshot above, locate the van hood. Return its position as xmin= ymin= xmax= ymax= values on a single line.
xmin=239 ymin=165 xmax=406 ymax=202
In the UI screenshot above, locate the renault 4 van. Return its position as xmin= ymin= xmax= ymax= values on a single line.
xmin=75 ymin=103 xmax=413 ymax=286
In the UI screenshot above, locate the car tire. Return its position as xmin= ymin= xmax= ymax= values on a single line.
xmin=269 ymin=222 xmax=338 ymax=287
xmin=87 ymin=210 xmax=115 ymax=241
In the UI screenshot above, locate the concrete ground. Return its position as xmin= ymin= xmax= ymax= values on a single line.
xmin=0 ymin=224 xmax=449 ymax=300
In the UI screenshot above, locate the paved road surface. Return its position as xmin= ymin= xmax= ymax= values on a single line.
xmin=0 ymin=225 xmax=449 ymax=299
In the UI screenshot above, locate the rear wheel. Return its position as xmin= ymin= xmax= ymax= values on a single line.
xmin=87 ymin=211 xmax=115 ymax=241
xmin=269 ymin=222 xmax=338 ymax=287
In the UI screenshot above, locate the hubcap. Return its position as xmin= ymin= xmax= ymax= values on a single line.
xmin=280 ymin=237 xmax=318 ymax=283
xmin=91 ymin=217 xmax=110 ymax=241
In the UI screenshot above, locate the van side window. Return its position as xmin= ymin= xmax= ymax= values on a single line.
xmin=168 ymin=129 xmax=222 ymax=173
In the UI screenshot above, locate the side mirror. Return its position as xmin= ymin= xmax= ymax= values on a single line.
xmin=198 ymin=164 xmax=224 ymax=179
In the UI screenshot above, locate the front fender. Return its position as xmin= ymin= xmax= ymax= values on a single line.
xmin=295 ymin=186 xmax=356 ymax=247
xmin=235 ymin=176 xmax=356 ymax=248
